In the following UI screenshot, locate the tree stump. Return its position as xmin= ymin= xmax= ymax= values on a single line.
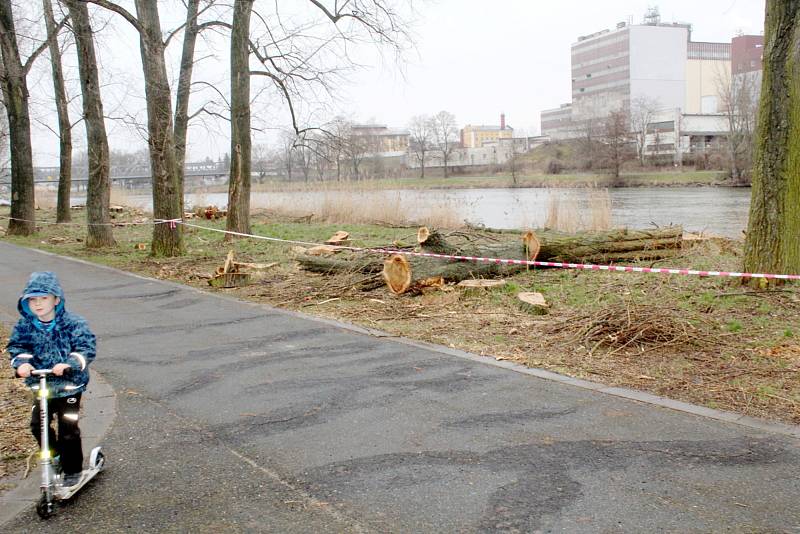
xmin=516 ymin=292 xmax=549 ymax=314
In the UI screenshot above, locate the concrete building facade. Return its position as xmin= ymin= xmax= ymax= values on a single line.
xmin=685 ymin=42 xmax=732 ymax=114
xmin=540 ymin=104 xmax=574 ymax=140
xmin=570 ymin=22 xmax=692 ymax=123
xmin=540 ymin=13 xmax=749 ymax=151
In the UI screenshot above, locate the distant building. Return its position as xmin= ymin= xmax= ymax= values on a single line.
xmin=539 ymin=8 xmax=757 ymax=141
xmin=351 ymin=124 xmax=410 ymax=156
xmin=731 ymin=34 xmax=764 ymax=93
xmin=685 ymin=41 xmax=731 ymax=114
xmin=643 ymin=108 xmax=729 ymax=164
xmin=540 ymin=104 xmax=574 ymax=140
xmin=460 ymin=113 xmax=513 ymax=148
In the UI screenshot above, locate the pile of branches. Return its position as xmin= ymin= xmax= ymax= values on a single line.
xmin=546 ymin=298 xmax=725 ymax=356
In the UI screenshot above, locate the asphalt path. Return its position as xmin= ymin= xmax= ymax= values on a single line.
xmin=0 ymin=242 xmax=799 ymax=533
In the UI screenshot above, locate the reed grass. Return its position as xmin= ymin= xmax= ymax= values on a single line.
xmin=544 ymin=188 xmax=612 ymax=232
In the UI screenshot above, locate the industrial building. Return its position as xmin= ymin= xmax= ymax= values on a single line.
xmin=460 ymin=114 xmax=514 ymax=148
xmin=540 ymin=7 xmax=764 ymax=163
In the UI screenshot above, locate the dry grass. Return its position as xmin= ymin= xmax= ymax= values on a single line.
xmin=0 ymin=326 xmax=37 ymax=486
xmin=545 ymin=188 xmax=612 ymax=232
xmin=250 ymin=187 xmax=464 ymax=228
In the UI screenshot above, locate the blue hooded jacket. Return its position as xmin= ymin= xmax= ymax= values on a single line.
xmin=6 ymin=272 xmax=96 ymax=397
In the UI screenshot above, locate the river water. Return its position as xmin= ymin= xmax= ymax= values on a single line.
xmin=121 ymin=186 xmax=751 ymax=238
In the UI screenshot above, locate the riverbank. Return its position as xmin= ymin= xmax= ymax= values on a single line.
xmin=213 ymin=170 xmax=731 ymax=194
xmin=1 ymin=206 xmax=798 ymax=433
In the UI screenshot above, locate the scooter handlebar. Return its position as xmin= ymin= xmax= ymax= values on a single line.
xmin=31 ymin=369 xmax=55 ymax=376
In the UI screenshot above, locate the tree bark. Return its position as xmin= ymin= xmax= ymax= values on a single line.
xmin=43 ymin=0 xmax=72 ymax=223
xmin=743 ymin=0 xmax=800 ymax=281
xmin=226 ymin=0 xmax=253 ymax=238
xmin=0 ymin=0 xmax=35 ymax=235
xmin=66 ymin=0 xmax=114 ymax=247
xmin=299 ymin=226 xmax=684 ymax=294
xmin=173 ymin=0 xmax=200 ymax=217
xmin=135 ymin=0 xmax=183 ymax=256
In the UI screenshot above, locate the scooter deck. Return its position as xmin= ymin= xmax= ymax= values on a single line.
xmin=54 ymin=467 xmax=102 ymax=500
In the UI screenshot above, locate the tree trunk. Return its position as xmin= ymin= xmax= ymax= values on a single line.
xmin=744 ymin=0 xmax=800 ymax=281
xmin=226 ymin=0 xmax=253 ymax=238
xmin=173 ymin=0 xmax=200 ymax=217
xmin=66 ymin=0 xmax=114 ymax=247
xmin=0 ymin=0 xmax=35 ymax=236
xmin=135 ymin=0 xmax=183 ymax=256
xmin=299 ymin=226 xmax=685 ymax=294
xmin=44 ymin=0 xmax=72 ymax=223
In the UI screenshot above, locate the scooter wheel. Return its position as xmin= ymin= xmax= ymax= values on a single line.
xmin=93 ymin=451 xmax=105 ymax=470
xmin=36 ymin=494 xmax=54 ymax=519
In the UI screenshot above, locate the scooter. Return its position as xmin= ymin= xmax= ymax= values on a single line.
xmin=30 ymin=369 xmax=105 ymax=519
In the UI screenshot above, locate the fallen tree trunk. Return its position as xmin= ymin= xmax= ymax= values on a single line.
xmin=296 ymin=253 xmax=385 ymax=275
xmin=298 ymin=226 xmax=684 ymax=294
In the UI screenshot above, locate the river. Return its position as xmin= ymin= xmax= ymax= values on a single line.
xmin=119 ymin=186 xmax=751 ymax=238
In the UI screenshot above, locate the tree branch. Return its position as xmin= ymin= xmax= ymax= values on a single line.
xmin=163 ymin=0 xmax=221 ymax=48
xmin=80 ymin=0 xmax=142 ymax=34
xmin=23 ymin=16 xmax=69 ymax=75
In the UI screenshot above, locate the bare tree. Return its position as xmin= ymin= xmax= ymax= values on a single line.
xmin=277 ymin=131 xmax=296 ymax=181
xmin=295 ymin=138 xmax=314 ymax=182
xmin=344 ymin=129 xmax=369 ymax=180
xmin=0 ymin=0 xmax=62 ymax=235
xmin=408 ymin=114 xmax=433 ymax=178
xmin=65 ymin=0 xmax=115 ymax=247
xmin=173 ymin=0 xmax=221 ymax=215
xmin=85 ymin=0 xmax=184 ymax=256
xmin=227 ymin=0 xmax=253 ymax=237
xmin=574 ymin=115 xmax=603 ymax=171
xmin=744 ymin=0 xmax=800 ymax=281
xmin=717 ymin=70 xmax=759 ymax=184
xmin=251 ymin=143 xmax=271 ymax=183
xmin=602 ymin=109 xmax=632 ymax=179
xmin=430 ymin=110 xmax=458 ymax=178
xmin=326 ymin=117 xmax=351 ymax=181
xmin=239 ymin=1 xmax=411 ymax=192
xmin=43 ymin=0 xmax=73 ymax=223
xmin=629 ymin=95 xmax=660 ymax=166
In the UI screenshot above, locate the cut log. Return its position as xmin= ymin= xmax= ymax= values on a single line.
xmin=307 ymin=245 xmax=341 ymax=256
xmin=298 ymin=227 xmax=684 ymax=295
xmin=517 ymin=292 xmax=549 ymax=315
xmin=296 ymin=253 xmax=385 ymax=275
xmin=326 ymin=231 xmax=350 ymax=245
xmin=382 ymin=255 xmax=446 ymax=295
xmin=457 ymin=279 xmax=507 ymax=288
xmin=383 ymin=255 xmax=412 ymax=294
xmin=522 ymin=230 xmax=541 ymax=260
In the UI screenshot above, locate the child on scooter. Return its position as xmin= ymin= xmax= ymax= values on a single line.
xmin=6 ymin=271 xmax=96 ymax=488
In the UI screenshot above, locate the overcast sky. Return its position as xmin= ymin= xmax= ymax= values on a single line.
xmin=26 ymin=0 xmax=766 ymax=167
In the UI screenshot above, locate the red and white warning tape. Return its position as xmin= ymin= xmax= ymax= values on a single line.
xmin=3 ymin=213 xmax=797 ymax=281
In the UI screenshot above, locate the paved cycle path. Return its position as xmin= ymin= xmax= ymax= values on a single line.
xmin=1 ymin=242 xmax=798 ymax=533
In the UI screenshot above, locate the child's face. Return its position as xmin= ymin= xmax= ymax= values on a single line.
xmin=27 ymin=295 xmax=59 ymax=322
